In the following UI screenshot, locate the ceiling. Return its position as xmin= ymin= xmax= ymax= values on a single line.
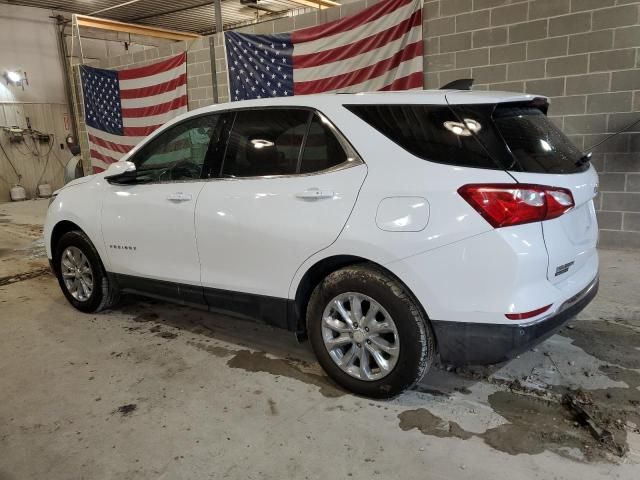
xmin=1 ymin=0 xmax=320 ymax=34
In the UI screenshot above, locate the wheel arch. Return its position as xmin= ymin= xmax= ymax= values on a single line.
xmin=291 ymin=255 xmax=433 ymax=339
xmin=49 ymin=220 xmax=94 ymax=273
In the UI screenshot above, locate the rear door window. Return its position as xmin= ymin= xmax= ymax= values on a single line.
xmin=222 ymin=109 xmax=310 ymax=178
xmin=299 ymin=114 xmax=349 ymax=174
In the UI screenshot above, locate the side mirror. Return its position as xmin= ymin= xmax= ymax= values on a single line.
xmin=104 ymin=161 xmax=137 ymax=184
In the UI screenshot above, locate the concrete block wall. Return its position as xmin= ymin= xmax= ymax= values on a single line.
xmin=423 ymin=0 xmax=640 ymax=249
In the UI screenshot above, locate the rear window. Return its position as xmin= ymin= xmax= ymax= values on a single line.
xmin=345 ymin=103 xmax=588 ymax=174
xmin=493 ymin=106 xmax=586 ymax=174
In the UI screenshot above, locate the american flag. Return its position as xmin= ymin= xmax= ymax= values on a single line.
xmin=80 ymin=53 xmax=188 ymax=173
xmin=225 ymin=0 xmax=423 ymax=101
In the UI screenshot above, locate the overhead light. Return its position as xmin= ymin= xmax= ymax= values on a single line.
xmin=540 ymin=139 xmax=553 ymax=152
xmin=444 ymin=119 xmax=482 ymax=137
xmin=6 ymin=71 xmax=21 ymax=83
xmin=250 ymin=138 xmax=274 ymax=149
xmin=4 ymin=70 xmax=28 ymax=89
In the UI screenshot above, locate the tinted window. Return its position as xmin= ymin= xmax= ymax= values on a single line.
xmin=493 ymin=106 xmax=587 ymax=174
xmin=222 ymin=109 xmax=310 ymax=177
xmin=134 ymin=115 xmax=220 ymax=182
xmin=345 ymin=104 xmax=498 ymax=169
xmin=299 ymin=114 xmax=349 ymax=174
xmin=346 ymin=103 xmax=588 ymax=174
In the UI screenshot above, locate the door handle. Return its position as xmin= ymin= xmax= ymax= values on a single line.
xmin=167 ymin=192 xmax=192 ymax=202
xmin=295 ymin=188 xmax=335 ymax=200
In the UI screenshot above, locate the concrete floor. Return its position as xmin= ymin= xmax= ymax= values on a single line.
xmin=1 ymin=199 xmax=639 ymax=480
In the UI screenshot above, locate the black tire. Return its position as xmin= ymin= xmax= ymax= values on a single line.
xmin=53 ymin=230 xmax=120 ymax=313
xmin=307 ymin=264 xmax=434 ymax=399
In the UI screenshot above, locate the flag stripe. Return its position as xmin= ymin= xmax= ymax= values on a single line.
xmin=122 ymin=107 xmax=187 ymax=128
xmin=119 ymin=73 xmax=187 ymax=100
xmin=117 ymin=53 xmax=186 ymax=80
xmin=294 ymin=25 xmax=422 ymax=83
xmin=293 ymin=9 xmax=421 ymax=68
xmin=90 ymin=148 xmax=120 ymax=165
xmin=292 ymin=0 xmax=413 ymax=43
xmin=88 ymin=133 xmax=134 ymax=154
xmin=121 ymin=85 xmax=187 ymax=109
xmin=294 ymin=40 xmax=422 ymax=94
xmin=121 ymin=95 xmax=188 ymax=118
xmin=333 ymin=56 xmax=423 ymax=93
xmin=379 ymin=71 xmax=424 ymax=90
xmin=293 ymin=0 xmax=417 ymax=57
xmin=86 ymin=126 xmax=144 ymax=147
xmin=91 ymin=141 xmax=128 ymax=163
xmin=119 ymin=65 xmax=187 ymax=90
xmin=123 ymin=125 xmax=164 ymax=137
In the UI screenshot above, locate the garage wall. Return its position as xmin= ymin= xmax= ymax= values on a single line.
xmin=0 ymin=3 xmax=72 ymax=201
xmin=76 ymin=0 xmax=640 ymax=249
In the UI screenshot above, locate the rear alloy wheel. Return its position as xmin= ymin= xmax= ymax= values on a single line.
xmin=321 ymin=292 xmax=399 ymax=381
xmin=308 ymin=264 xmax=434 ymax=398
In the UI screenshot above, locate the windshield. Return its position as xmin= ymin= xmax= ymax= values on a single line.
xmin=493 ymin=106 xmax=587 ymax=174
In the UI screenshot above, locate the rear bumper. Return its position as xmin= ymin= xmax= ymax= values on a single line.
xmin=431 ymin=276 xmax=599 ymax=366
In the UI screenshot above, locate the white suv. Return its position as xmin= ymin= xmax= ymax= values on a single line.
xmin=45 ymin=91 xmax=599 ymax=398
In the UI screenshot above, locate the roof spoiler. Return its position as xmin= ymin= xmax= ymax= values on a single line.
xmin=440 ymin=78 xmax=474 ymax=90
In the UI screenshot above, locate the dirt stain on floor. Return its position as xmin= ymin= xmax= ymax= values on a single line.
xmin=560 ymin=320 xmax=640 ymax=370
xmin=267 ymin=398 xmax=278 ymax=415
xmin=227 ymin=350 xmax=344 ymax=398
xmin=399 ymin=390 xmax=617 ymax=462
xmin=559 ymin=365 xmax=640 ymax=445
xmin=134 ymin=312 xmax=160 ymax=323
xmin=398 ymin=408 xmax=472 ymax=440
xmin=114 ymin=403 xmax=137 ymax=416
xmin=157 ymin=331 xmax=178 ymax=339
xmin=0 ymin=267 xmax=51 ymax=286
xmin=187 ymin=340 xmax=235 ymax=358
xmin=555 ymin=319 xmax=640 ymax=439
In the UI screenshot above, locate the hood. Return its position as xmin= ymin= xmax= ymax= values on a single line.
xmin=53 ymin=174 xmax=97 ymax=195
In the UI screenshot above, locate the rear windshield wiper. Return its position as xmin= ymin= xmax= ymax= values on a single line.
xmin=575 ymin=152 xmax=592 ymax=167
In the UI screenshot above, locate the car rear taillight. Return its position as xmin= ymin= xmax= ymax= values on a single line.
xmin=457 ymin=184 xmax=574 ymax=228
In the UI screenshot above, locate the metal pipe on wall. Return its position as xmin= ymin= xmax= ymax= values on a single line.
xmin=55 ymin=17 xmax=80 ymax=145
xmin=209 ymin=0 xmax=224 ymax=104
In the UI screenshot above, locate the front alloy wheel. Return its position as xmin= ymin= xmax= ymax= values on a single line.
xmin=60 ymin=246 xmax=94 ymax=301
xmin=54 ymin=230 xmax=120 ymax=313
